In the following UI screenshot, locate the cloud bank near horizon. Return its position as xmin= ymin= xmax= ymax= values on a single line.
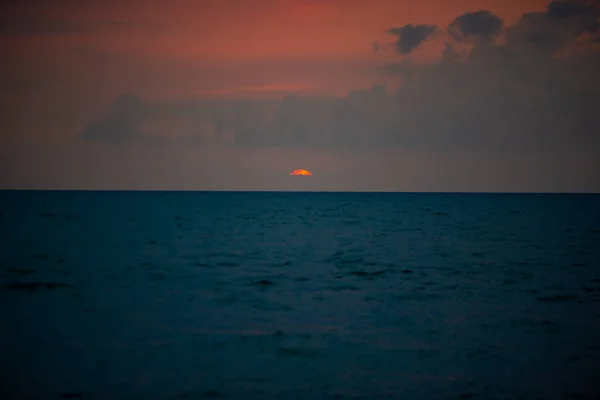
xmin=81 ymin=0 xmax=600 ymax=157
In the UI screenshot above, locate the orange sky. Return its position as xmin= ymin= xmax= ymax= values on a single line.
xmin=1 ymin=0 xmax=550 ymax=103
xmin=46 ymin=0 xmax=548 ymax=60
xmin=0 ymin=0 xmax=553 ymax=145
xmin=1 ymin=0 xmax=599 ymax=192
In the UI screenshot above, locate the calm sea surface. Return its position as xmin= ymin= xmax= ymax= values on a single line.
xmin=1 ymin=191 xmax=599 ymax=399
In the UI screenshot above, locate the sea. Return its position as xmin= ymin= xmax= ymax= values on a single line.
xmin=1 ymin=191 xmax=599 ymax=399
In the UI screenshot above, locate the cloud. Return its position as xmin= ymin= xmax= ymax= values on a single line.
xmin=547 ymin=0 xmax=598 ymax=19
xmin=387 ymin=24 xmax=437 ymax=54
xmin=447 ymin=10 xmax=504 ymax=43
xmin=82 ymin=1 xmax=600 ymax=158
xmin=81 ymin=87 xmax=397 ymax=149
xmin=378 ymin=1 xmax=600 ymax=144
xmin=81 ymin=94 xmax=145 ymax=141
xmin=505 ymin=0 xmax=600 ymax=54
xmin=81 ymin=63 xmax=599 ymax=155
xmin=81 ymin=93 xmax=227 ymax=144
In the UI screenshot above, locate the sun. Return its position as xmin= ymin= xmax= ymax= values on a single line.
xmin=289 ymin=169 xmax=313 ymax=176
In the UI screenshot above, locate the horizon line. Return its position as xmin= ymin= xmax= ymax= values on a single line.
xmin=1 ymin=189 xmax=599 ymax=195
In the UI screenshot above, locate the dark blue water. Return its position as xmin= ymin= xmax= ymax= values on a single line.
xmin=1 ymin=191 xmax=599 ymax=399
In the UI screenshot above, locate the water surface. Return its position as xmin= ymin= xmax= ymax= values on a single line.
xmin=1 ymin=191 xmax=599 ymax=399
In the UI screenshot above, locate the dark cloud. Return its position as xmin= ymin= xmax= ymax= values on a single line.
xmin=440 ymin=42 xmax=465 ymax=63
xmin=378 ymin=1 xmax=600 ymax=152
xmin=81 ymin=87 xmax=398 ymax=149
xmin=379 ymin=59 xmax=412 ymax=76
xmin=547 ymin=0 xmax=598 ymax=19
xmin=447 ymin=10 xmax=503 ymax=42
xmin=84 ymin=1 xmax=600 ymax=157
xmin=387 ymin=24 xmax=437 ymax=54
xmin=81 ymin=94 xmax=146 ymax=142
xmin=81 ymin=54 xmax=600 ymax=154
xmin=505 ymin=0 xmax=600 ymax=54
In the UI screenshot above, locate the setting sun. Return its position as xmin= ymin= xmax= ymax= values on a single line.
xmin=289 ymin=169 xmax=313 ymax=176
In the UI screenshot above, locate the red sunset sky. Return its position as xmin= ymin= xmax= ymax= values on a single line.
xmin=2 ymin=0 xmax=549 ymax=103
xmin=1 ymin=0 xmax=598 ymax=191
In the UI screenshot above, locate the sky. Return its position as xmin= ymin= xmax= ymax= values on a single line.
xmin=1 ymin=0 xmax=599 ymax=192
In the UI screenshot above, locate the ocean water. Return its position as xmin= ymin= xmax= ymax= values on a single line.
xmin=1 ymin=191 xmax=599 ymax=399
